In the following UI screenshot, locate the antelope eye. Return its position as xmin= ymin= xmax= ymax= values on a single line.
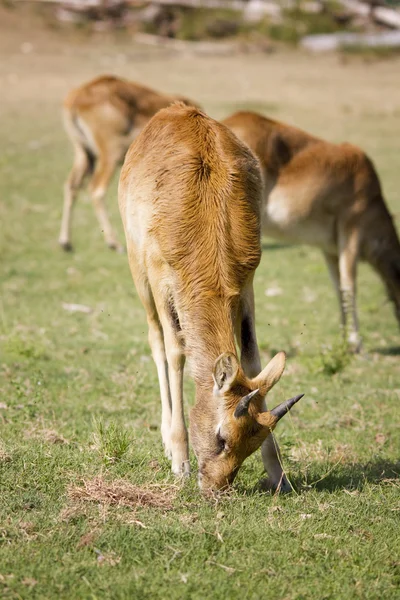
xmin=216 ymin=430 xmax=227 ymax=454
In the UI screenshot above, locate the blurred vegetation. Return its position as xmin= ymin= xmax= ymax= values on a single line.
xmin=340 ymin=42 xmax=400 ymax=59
xmin=144 ymin=3 xmax=361 ymax=45
xmin=2 ymin=0 xmax=400 ymax=56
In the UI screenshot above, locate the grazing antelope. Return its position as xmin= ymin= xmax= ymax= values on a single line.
xmin=59 ymin=75 xmax=199 ymax=252
xmin=118 ymin=103 xmax=303 ymax=492
xmin=223 ymin=111 xmax=400 ymax=351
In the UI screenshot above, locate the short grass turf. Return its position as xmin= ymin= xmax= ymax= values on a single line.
xmin=0 ymin=10 xmax=399 ymax=599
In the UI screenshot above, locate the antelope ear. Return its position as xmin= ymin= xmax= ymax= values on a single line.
xmin=213 ymin=352 xmax=239 ymax=393
xmin=253 ymin=351 xmax=286 ymax=395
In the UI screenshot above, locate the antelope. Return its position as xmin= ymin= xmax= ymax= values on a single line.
xmin=59 ymin=75 xmax=199 ymax=252
xmin=118 ymin=103 xmax=304 ymax=492
xmin=223 ymin=111 xmax=400 ymax=352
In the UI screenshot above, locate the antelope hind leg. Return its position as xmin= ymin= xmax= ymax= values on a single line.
xmin=338 ymin=227 xmax=361 ymax=352
xmin=59 ymin=143 xmax=90 ymax=251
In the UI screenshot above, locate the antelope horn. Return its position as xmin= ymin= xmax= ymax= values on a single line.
xmin=270 ymin=394 xmax=304 ymax=422
xmin=234 ymin=388 xmax=259 ymax=419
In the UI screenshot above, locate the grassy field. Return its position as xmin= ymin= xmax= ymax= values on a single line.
xmin=1 ymin=8 xmax=400 ymax=599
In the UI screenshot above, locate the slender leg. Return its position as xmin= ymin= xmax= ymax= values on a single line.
xmin=237 ymin=289 xmax=261 ymax=378
xmin=260 ymin=433 xmax=290 ymax=492
xmin=338 ymin=227 xmax=361 ymax=352
xmin=59 ymin=144 xmax=90 ymax=250
xmin=132 ymin=254 xmax=188 ymax=474
xmin=324 ymin=251 xmax=345 ymax=327
xmin=126 ymin=246 xmax=172 ymax=457
xmin=147 ymin=316 xmax=173 ymax=458
xmin=239 ymin=289 xmax=291 ymax=492
xmin=89 ymin=153 xmax=123 ymax=252
xmin=155 ymin=299 xmax=189 ymax=476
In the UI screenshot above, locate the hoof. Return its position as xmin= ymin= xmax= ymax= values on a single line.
xmin=278 ymin=477 xmax=293 ymax=494
xmin=347 ymin=331 xmax=362 ymax=354
xmin=348 ymin=341 xmax=362 ymax=354
xmin=172 ymin=460 xmax=191 ymax=477
xmin=258 ymin=475 xmax=292 ymax=494
xmin=59 ymin=241 xmax=73 ymax=252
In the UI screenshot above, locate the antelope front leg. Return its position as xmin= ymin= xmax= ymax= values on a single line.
xmin=237 ymin=286 xmax=262 ymax=378
xmin=158 ymin=306 xmax=190 ymax=476
xmin=147 ymin=319 xmax=173 ymax=459
xmin=260 ymin=433 xmax=291 ymax=493
xmin=238 ymin=294 xmax=291 ymax=492
xmin=126 ymin=253 xmax=172 ymax=458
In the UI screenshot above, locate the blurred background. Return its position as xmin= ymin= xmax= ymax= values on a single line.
xmin=3 ymin=0 xmax=400 ymax=50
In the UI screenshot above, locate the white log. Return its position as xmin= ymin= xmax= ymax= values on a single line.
xmin=301 ymin=29 xmax=400 ymax=52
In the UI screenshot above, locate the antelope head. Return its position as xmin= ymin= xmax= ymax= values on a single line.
xmin=190 ymin=351 xmax=303 ymax=492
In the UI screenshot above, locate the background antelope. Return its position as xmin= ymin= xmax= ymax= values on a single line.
xmin=59 ymin=75 xmax=198 ymax=252
xmin=223 ymin=111 xmax=400 ymax=351
xmin=118 ymin=103 xmax=303 ymax=492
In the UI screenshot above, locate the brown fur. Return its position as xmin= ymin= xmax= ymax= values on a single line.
xmin=59 ymin=75 xmax=199 ymax=251
xmin=223 ymin=111 xmax=400 ymax=350
xmin=119 ymin=104 xmax=292 ymax=491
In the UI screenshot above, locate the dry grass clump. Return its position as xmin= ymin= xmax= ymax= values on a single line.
xmin=68 ymin=476 xmax=177 ymax=510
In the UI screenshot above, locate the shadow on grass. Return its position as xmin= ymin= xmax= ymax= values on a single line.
xmin=241 ymin=458 xmax=400 ymax=497
xmin=371 ymin=346 xmax=400 ymax=356
xmin=298 ymin=458 xmax=400 ymax=494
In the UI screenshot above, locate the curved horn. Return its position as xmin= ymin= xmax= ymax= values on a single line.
xmin=234 ymin=389 xmax=259 ymax=419
xmin=270 ymin=394 xmax=304 ymax=422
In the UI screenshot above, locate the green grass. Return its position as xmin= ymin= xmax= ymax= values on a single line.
xmin=319 ymin=337 xmax=352 ymax=376
xmin=340 ymin=43 xmax=400 ymax=61
xmin=92 ymin=418 xmax=133 ymax=465
xmin=0 ymin=22 xmax=400 ymax=600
